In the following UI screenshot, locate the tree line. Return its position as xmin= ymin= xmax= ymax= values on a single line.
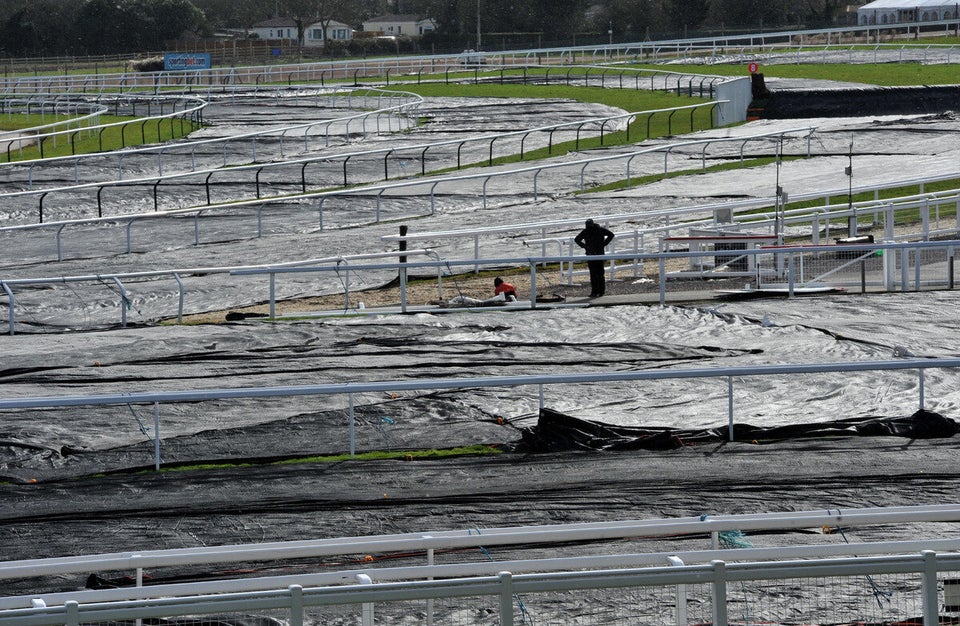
xmin=0 ymin=0 xmax=852 ymax=58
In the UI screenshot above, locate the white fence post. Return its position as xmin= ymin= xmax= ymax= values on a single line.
xmin=65 ymin=601 xmax=79 ymax=626
xmin=711 ymin=560 xmax=728 ymax=626
xmin=151 ymin=403 xmax=161 ymax=470
xmin=288 ymin=584 xmax=304 ymax=626
xmin=499 ymin=571 xmax=515 ymax=626
xmin=727 ymin=377 xmax=734 ymax=442
xmin=424 ymin=535 xmax=435 ymax=626
xmin=668 ymin=556 xmax=688 ymax=626
xmin=922 ymin=550 xmax=939 ymax=626
xmin=348 ymin=393 xmax=356 ymax=459
xmin=356 ymin=573 xmax=374 ymax=626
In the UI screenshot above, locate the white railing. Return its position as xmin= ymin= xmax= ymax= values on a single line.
xmin=0 ymin=100 xmax=723 ymax=220
xmin=3 ymin=505 xmax=959 ymax=590
xmin=0 ymin=355 xmax=956 ymax=470
xmin=1 ymin=506 xmax=959 ymax=604
xmin=0 ymin=87 xmax=421 ymax=191
xmin=1 ymin=553 xmax=957 ymax=626
xmin=1 ymin=239 xmax=959 ymax=334
xmin=0 ymin=123 xmax=807 ymax=231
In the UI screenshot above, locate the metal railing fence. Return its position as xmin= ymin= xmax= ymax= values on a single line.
xmin=2 ymin=504 xmax=956 ymax=578
xmin=2 ymin=16 xmax=959 ymax=88
xmin=0 ymin=354 xmax=956 ymax=470
xmin=3 ymin=505 xmax=959 ymax=591
xmin=0 ymin=93 xmax=205 ymax=162
xmin=2 ymin=550 xmax=959 ymax=626
xmin=1 ymin=122 xmax=813 ymax=231
xmin=0 ymin=100 xmax=722 ymax=222
xmin=0 ymin=87 xmax=421 ymax=187
xmin=1 ymin=239 xmax=959 ymax=335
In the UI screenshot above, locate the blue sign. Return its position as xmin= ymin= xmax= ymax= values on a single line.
xmin=163 ymin=53 xmax=211 ymax=71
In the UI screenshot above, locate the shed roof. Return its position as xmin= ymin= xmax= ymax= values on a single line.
xmin=365 ymin=14 xmax=426 ymax=24
xmin=252 ymin=17 xmax=297 ymax=28
xmin=859 ymin=0 xmax=957 ymax=9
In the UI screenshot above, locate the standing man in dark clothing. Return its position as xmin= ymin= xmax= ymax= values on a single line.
xmin=574 ymin=219 xmax=615 ymax=297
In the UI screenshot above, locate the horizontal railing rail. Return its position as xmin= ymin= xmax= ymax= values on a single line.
xmin=1 ymin=122 xmax=812 ymax=232
xmin=2 ymin=506 xmax=960 ymax=613
xmin=0 ymin=87 xmax=421 ymax=190
xmin=1 ymin=19 xmax=958 ymax=90
xmin=0 ymin=98 xmax=108 ymax=139
xmin=0 ymin=93 xmax=206 ymax=163
xmin=0 ymin=353 xmax=956 ymax=468
xmin=2 ymin=550 xmax=959 ymax=626
xmin=2 ymin=239 xmax=959 ymax=334
xmin=0 ymin=100 xmax=722 ymax=220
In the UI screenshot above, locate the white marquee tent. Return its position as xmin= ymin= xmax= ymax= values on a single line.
xmin=858 ymin=0 xmax=960 ymax=25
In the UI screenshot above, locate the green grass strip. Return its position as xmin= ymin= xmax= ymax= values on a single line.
xmin=141 ymin=443 xmax=502 ymax=476
xmin=625 ymin=62 xmax=960 ymax=86
xmin=0 ymin=114 xmax=198 ymax=163
xmin=580 ymin=155 xmax=781 ymax=194
xmin=387 ymin=83 xmax=717 ymax=170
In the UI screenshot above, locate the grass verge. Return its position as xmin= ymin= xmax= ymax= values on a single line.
xmin=118 ymin=444 xmax=505 ymax=477
xmin=387 ymin=82 xmax=717 ymax=169
xmin=626 ymin=62 xmax=960 ymax=86
xmin=0 ymin=114 xmax=198 ymax=163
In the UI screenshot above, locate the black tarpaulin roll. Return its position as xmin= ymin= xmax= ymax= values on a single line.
xmin=515 ymin=408 xmax=959 ymax=453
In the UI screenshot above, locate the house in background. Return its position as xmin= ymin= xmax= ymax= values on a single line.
xmin=251 ymin=17 xmax=354 ymax=47
xmin=249 ymin=17 xmax=298 ymax=43
xmin=305 ymin=19 xmax=354 ymax=46
xmin=362 ymin=14 xmax=437 ymax=38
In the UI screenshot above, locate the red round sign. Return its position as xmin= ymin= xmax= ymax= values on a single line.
xmin=748 ymin=62 xmax=759 ymax=74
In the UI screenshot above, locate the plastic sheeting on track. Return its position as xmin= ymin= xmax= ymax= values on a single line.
xmin=515 ymin=407 xmax=960 ymax=452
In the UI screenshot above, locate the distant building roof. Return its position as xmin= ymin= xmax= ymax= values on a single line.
xmin=252 ymin=17 xmax=298 ymax=28
xmin=365 ymin=14 xmax=426 ymax=23
xmin=860 ymin=0 xmax=956 ymax=8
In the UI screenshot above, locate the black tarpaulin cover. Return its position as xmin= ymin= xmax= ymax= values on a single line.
xmin=516 ymin=408 xmax=960 ymax=452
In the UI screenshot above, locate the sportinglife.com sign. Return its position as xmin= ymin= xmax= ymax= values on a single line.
xmin=164 ymin=53 xmax=211 ymax=71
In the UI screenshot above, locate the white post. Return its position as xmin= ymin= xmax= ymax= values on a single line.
xmin=356 ymin=574 xmax=374 ymax=626
xmin=711 ymin=560 xmax=728 ymax=626
xmin=424 ymin=536 xmax=435 ymax=626
xmin=902 ymin=249 xmax=910 ymax=292
xmin=134 ymin=555 xmax=143 ymax=626
xmin=919 ymin=369 xmax=925 ymax=410
xmin=348 ymin=393 xmax=356 ymax=458
xmin=269 ymin=273 xmax=276 ymax=319
xmin=153 ymin=403 xmax=160 ymax=471
xmin=787 ymin=252 xmax=795 ymax=297
xmin=65 ymin=601 xmax=79 ymax=626
xmin=922 ymin=550 xmax=938 ymax=626
xmin=529 ymin=263 xmax=537 ymax=309
xmin=668 ymin=556 xmax=688 ymax=626
xmin=727 ymin=377 xmax=734 ymax=441
xmin=289 ymin=585 xmax=304 ymax=626
xmin=498 ymin=571 xmax=514 ymax=626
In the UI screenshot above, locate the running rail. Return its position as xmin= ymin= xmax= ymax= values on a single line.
xmin=2 ymin=545 xmax=960 ymax=626
xmin=0 ymin=100 xmax=722 ymax=216
xmin=1 ymin=506 xmax=960 ymax=611
xmin=0 ymin=355 xmax=956 ymax=468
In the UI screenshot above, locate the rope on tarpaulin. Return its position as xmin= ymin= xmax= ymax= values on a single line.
xmin=826 ymin=508 xmax=894 ymax=610
xmin=470 ymin=527 xmax=532 ymax=625
xmin=702 ymin=513 xmax=755 ymax=624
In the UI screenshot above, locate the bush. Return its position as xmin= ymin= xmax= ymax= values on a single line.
xmin=128 ymin=56 xmax=165 ymax=72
